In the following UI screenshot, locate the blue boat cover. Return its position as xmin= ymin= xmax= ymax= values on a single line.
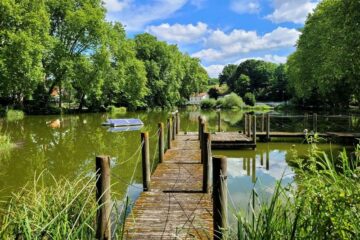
xmin=102 ymin=118 xmax=143 ymax=127
xmin=108 ymin=125 xmax=143 ymax=132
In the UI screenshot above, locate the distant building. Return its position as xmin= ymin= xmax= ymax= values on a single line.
xmin=188 ymin=92 xmax=209 ymax=105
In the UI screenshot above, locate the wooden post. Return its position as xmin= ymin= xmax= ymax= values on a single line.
xmin=244 ymin=114 xmax=248 ymax=134
xmin=158 ymin=123 xmax=164 ymax=163
xmin=167 ymin=118 xmax=172 ymax=149
xmin=261 ymin=114 xmax=265 ymax=132
xmin=176 ymin=112 xmax=180 ymax=134
xmin=200 ymin=119 xmax=205 ymax=149
xmin=198 ymin=116 xmax=202 ymax=140
xmin=247 ymin=114 xmax=252 ymax=138
xmin=313 ymin=113 xmax=317 ymax=132
xmin=202 ymin=132 xmax=211 ymax=193
xmin=252 ymin=115 xmax=256 ymax=144
xmin=95 ymin=156 xmax=111 ymax=240
xmin=266 ymin=113 xmax=270 ymax=142
xmin=304 ymin=113 xmax=308 ymax=129
xmin=213 ymin=155 xmax=228 ymax=240
xmin=141 ymin=132 xmax=151 ymax=191
xmin=243 ymin=157 xmax=247 ymax=170
xmin=217 ymin=110 xmax=221 ymax=132
xmin=260 ymin=152 xmax=264 ymax=166
xmin=172 ymin=115 xmax=176 ymax=140
xmin=246 ymin=158 xmax=250 ymax=176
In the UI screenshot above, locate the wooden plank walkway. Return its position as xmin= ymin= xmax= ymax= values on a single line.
xmin=211 ymin=132 xmax=256 ymax=149
xmin=124 ymin=132 xmax=213 ymax=239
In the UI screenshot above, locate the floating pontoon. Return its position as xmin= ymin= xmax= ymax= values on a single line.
xmin=102 ymin=118 xmax=144 ymax=127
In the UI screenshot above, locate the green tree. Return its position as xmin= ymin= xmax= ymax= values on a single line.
xmin=219 ymin=64 xmax=237 ymax=85
xmin=0 ymin=0 xmax=49 ymax=105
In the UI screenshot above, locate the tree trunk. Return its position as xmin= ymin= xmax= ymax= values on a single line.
xmin=78 ymin=94 xmax=85 ymax=111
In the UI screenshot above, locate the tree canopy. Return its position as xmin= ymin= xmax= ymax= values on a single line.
xmin=0 ymin=0 xmax=208 ymax=110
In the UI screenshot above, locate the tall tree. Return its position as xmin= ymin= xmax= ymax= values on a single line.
xmin=219 ymin=64 xmax=237 ymax=85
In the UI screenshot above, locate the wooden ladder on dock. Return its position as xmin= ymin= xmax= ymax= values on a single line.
xmin=123 ymin=119 xmax=213 ymax=239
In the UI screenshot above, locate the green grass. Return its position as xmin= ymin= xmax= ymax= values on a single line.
xmin=6 ymin=110 xmax=24 ymax=122
xmin=107 ymin=106 xmax=127 ymax=114
xmin=242 ymin=104 xmax=273 ymax=111
xmin=0 ymin=133 xmax=14 ymax=153
xmin=0 ymin=171 xmax=127 ymax=239
xmin=232 ymin=142 xmax=360 ymax=239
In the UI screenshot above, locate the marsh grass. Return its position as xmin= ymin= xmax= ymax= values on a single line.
xmin=233 ymin=142 xmax=360 ymax=239
xmin=0 ymin=171 xmax=127 ymax=239
xmin=0 ymin=133 xmax=14 ymax=153
xmin=6 ymin=110 xmax=24 ymax=122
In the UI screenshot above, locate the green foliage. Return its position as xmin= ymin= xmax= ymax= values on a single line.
xmin=235 ymin=143 xmax=360 ymax=239
xmin=0 ymin=133 xmax=14 ymax=153
xmin=106 ymin=105 xmax=127 ymax=114
xmin=6 ymin=109 xmax=24 ymax=121
xmin=219 ymin=64 xmax=237 ymax=85
xmin=0 ymin=172 xmax=126 ymax=239
xmin=221 ymin=93 xmax=244 ymax=109
xmin=287 ymin=0 xmax=360 ymax=107
xmin=243 ymin=92 xmax=256 ymax=106
xmin=208 ymin=78 xmax=219 ymax=85
xmin=0 ymin=1 xmax=208 ymax=111
xmin=200 ymin=98 xmax=217 ymax=109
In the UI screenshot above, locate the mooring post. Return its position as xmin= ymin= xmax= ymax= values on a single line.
xmin=213 ymin=155 xmax=228 ymax=240
xmin=260 ymin=152 xmax=264 ymax=166
xmin=261 ymin=113 xmax=265 ymax=132
xmin=313 ymin=113 xmax=317 ymax=132
xmin=252 ymin=156 xmax=256 ymax=183
xmin=198 ymin=116 xmax=202 ymax=140
xmin=202 ymin=132 xmax=211 ymax=193
xmin=252 ymin=115 xmax=257 ymax=145
xmin=158 ymin=123 xmax=164 ymax=163
xmin=176 ymin=111 xmax=180 ymax=134
xmin=95 ymin=156 xmax=111 ymax=240
xmin=266 ymin=148 xmax=270 ymax=170
xmin=247 ymin=158 xmax=250 ymax=176
xmin=217 ymin=110 xmax=221 ymax=132
xmin=244 ymin=114 xmax=248 ymax=134
xmin=141 ymin=132 xmax=151 ymax=191
xmin=200 ymin=119 xmax=205 ymax=149
xmin=172 ymin=114 xmax=176 ymax=140
xmin=247 ymin=114 xmax=252 ymax=138
xmin=167 ymin=118 xmax=172 ymax=149
xmin=266 ymin=113 xmax=270 ymax=142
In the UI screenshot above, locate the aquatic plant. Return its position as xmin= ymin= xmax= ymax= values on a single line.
xmin=0 ymin=133 xmax=14 ymax=153
xmin=0 ymin=171 xmax=127 ymax=239
xmin=6 ymin=110 xmax=24 ymax=122
xmin=107 ymin=106 xmax=127 ymax=114
xmin=233 ymin=143 xmax=360 ymax=239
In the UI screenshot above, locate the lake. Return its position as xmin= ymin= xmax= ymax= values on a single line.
xmin=0 ymin=109 xmax=359 ymax=222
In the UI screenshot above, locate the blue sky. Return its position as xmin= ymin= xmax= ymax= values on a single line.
xmin=104 ymin=0 xmax=319 ymax=77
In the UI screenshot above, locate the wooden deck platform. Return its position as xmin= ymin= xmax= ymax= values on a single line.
xmin=124 ymin=133 xmax=213 ymax=239
xmin=211 ymin=132 xmax=256 ymax=149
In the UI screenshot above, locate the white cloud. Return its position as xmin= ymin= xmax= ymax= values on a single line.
xmin=190 ymin=0 xmax=206 ymax=8
xmin=204 ymin=64 xmax=225 ymax=78
xmin=230 ymin=0 xmax=260 ymax=14
xmin=193 ymin=27 xmax=299 ymax=63
xmin=266 ymin=0 xmax=319 ymax=24
xmin=104 ymin=0 xmax=132 ymax=12
xmin=205 ymin=54 xmax=287 ymax=77
xmin=105 ymin=0 xmax=188 ymax=31
xmin=146 ymin=22 xmax=208 ymax=43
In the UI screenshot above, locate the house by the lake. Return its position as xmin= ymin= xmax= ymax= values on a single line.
xmin=188 ymin=92 xmax=209 ymax=105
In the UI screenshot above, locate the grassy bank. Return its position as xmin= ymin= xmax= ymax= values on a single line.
xmin=233 ymin=142 xmax=360 ymax=239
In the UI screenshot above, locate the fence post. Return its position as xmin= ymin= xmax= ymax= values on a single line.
xmin=202 ymin=132 xmax=211 ymax=193
xmin=266 ymin=113 xmax=270 ymax=142
xmin=158 ymin=123 xmax=164 ymax=163
xmin=266 ymin=148 xmax=270 ymax=170
xmin=167 ymin=118 xmax=172 ymax=149
xmin=95 ymin=156 xmax=111 ymax=240
xmin=213 ymin=155 xmax=228 ymax=240
xmin=261 ymin=114 xmax=265 ymax=132
xmin=141 ymin=132 xmax=151 ymax=191
xmin=176 ymin=112 xmax=180 ymax=134
xmin=247 ymin=114 xmax=251 ymax=138
xmin=200 ymin=119 xmax=205 ymax=149
xmin=252 ymin=115 xmax=256 ymax=145
xmin=252 ymin=156 xmax=256 ymax=183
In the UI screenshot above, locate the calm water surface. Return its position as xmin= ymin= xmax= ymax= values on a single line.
xmin=0 ymin=109 xmax=359 ymax=218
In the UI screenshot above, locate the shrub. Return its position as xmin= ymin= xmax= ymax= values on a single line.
xmin=107 ymin=105 xmax=127 ymax=114
xmin=222 ymin=93 xmax=244 ymax=109
xmin=216 ymin=98 xmax=225 ymax=108
xmin=200 ymin=98 xmax=217 ymax=109
xmin=244 ymin=92 xmax=256 ymax=106
xmin=6 ymin=109 xmax=24 ymax=121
